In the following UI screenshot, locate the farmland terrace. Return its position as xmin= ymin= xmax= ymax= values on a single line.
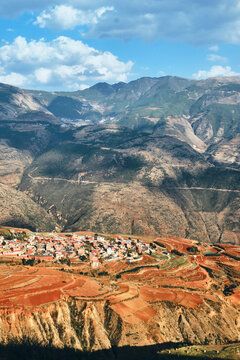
xmin=0 ymin=227 xmax=239 ymax=355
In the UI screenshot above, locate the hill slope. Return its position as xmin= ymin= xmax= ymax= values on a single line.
xmin=0 ymin=76 xmax=239 ymax=242
xmin=0 ymin=183 xmax=56 ymax=231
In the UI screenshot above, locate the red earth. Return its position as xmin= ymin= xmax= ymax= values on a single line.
xmin=0 ymin=232 xmax=239 ymax=325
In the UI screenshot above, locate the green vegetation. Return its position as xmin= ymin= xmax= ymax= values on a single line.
xmin=22 ymin=258 xmax=35 ymax=266
xmin=31 ymin=141 xmax=146 ymax=182
xmin=187 ymin=246 xmax=199 ymax=254
xmin=203 ymin=251 xmax=220 ymax=257
xmin=0 ymin=229 xmax=14 ymax=240
xmin=194 ymin=103 xmax=240 ymax=139
xmin=158 ymin=344 xmax=240 ymax=359
xmin=59 ymin=257 xmax=71 ymax=266
xmin=47 ymin=96 xmax=102 ymax=122
xmin=0 ymin=229 xmax=28 ymax=241
xmin=0 ymin=126 xmax=36 ymax=150
xmin=1 ymin=75 xmax=240 ymax=240
xmin=171 ymin=249 xmax=184 ymax=256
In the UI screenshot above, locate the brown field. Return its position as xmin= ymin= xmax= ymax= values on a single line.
xmin=0 ymin=232 xmax=239 ymax=326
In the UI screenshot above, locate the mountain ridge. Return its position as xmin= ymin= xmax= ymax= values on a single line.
xmin=0 ymin=75 xmax=239 ymax=243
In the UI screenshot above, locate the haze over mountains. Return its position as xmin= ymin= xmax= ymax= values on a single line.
xmin=0 ymin=75 xmax=240 ymax=243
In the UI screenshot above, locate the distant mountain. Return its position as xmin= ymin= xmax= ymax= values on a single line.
xmin=27 ymin=75 xmax=240 ymax=164
xmin=0 ymin=82 xmax=58 ymax=123
xmin=0 ymin=76 xmax=240 ymax=243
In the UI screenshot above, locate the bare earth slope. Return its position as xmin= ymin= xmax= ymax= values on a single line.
xmin=18 ymin=126 xmax=240 ymax=243
xmin=0 ymin=183 xmax=56 ymax=231
xmin=0 ymin=76 xmax=240 ymax=243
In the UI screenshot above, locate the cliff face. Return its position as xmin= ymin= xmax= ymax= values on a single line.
xmin=0 ymin=297 xmax=238 ymax=352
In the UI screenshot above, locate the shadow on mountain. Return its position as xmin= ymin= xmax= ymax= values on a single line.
xmin=0 ymin=341 xmax=225 ymax=360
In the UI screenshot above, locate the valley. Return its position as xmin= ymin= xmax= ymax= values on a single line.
xmin=0 ymin=76 xmax=240 ymax=244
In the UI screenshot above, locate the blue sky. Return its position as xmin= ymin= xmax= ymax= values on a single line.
xmin=0 ymin=0 xmax=240 ymax=91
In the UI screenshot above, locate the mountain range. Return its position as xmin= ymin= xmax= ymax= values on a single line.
xmin=0 ymin=75 xmax=240 ymax=243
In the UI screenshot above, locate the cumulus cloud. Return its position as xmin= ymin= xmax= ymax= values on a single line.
xmin=0 ymin=36 xmax=133 ymax=90
xmin=34 ymin=5 xmax=114 ymax=30
xmin=1 ymin=1 xmax=240 ymax=46
xmin=30 ymin=0 xmax=240 ymax=45
xmin=193 ymin=65 xmax=239 ymax=80
xmin=206 ymin=54 xmax=227 ymax=63
xmin=0 ymin=71 xmax=26 ymax=87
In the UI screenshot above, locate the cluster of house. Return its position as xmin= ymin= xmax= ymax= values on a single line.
xmin=0 ymin=231 xmax=154 ymax=268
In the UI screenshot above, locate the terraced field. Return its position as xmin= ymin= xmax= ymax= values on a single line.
xmin=0 ymin=235 xmax=239 ymax=314
xmin=0 ymin=233 xmax=239 ymax=353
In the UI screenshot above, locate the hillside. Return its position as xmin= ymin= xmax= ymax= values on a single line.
xmin=0 ymin=183 xmax=56 ymax=231
xmin=0 ymin=230 xmax=239 ymax=358
xmin=0 ymin=76 xmax=239 ymax=243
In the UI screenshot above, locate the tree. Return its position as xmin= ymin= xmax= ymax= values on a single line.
xmin=186 ymin=246 xmax=199 ymax=255
xmin=28 ymin=258 xmax=35 ymax=266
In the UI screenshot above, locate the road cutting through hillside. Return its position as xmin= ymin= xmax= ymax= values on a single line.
xmin=171 ymin=186 xmax=240 ymax=193
xmin=28 ymin=168 xmax=97 ymax=185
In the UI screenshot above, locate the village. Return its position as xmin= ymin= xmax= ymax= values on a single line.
xmin=0 ymin=229 xmax=157 ymax=268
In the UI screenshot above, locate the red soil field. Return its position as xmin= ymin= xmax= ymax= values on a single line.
xmin=140 ymin=286 xmax=203 ymax=308
xmin=106 ymin=285 xmax=138 ymax=304
xmin=12 ymin=289 xmax=63 ymax=307
xmin=0 ymin=231 xmax=239 ymax=327
xmin=110 ymin=298 xmax=156 ymax=324
xmin=229 ymin=292 xmax=240 ymax=305
xmin=67 ymin=277 xmax=104 ymax=297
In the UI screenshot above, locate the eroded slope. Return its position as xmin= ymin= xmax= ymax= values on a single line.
xmin=0 ymin=235 xmax=239 ymax=352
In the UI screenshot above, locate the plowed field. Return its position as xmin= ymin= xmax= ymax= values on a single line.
xmin=0 ymin=234 xmax=239 ymax=325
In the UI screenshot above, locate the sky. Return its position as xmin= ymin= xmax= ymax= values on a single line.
xmin=0 ymin=0 xmax=240 ymax=91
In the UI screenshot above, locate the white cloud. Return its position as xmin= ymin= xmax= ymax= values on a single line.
xmin=206 ymin=54 xmax=227 ymax=63
xmin=34 ymin=67 xmax=52 ymax=83
xmin=34 ymin=5 xmax=114 ymax=30
xmin=0 ymin=72 xmax=26 ymax=87
xmin=208 ymin=45 xmax=219 ymax=52
xmin=0 ymin=36 xmax=133 ymax=90
xmin=30 ymin=1 xmax=240 ymax=45
xmin=193 ymin=65 xmax=239 ymax=80
xmin=1 ymin=1 xmax=240 ymax=46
